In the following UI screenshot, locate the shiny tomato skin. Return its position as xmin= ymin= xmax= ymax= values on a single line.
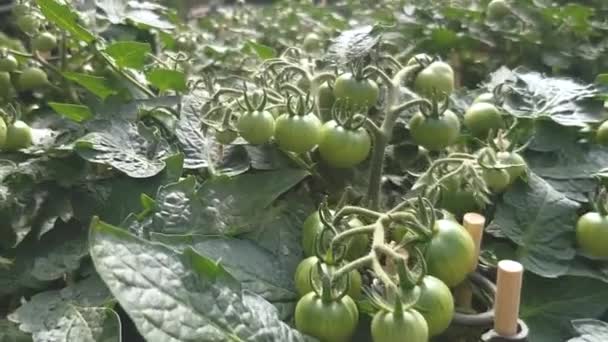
xmin=318 ymin=120 xmax=371 ymax=168
xmin=414 ymin=61 xmax=455 ymax=99
xmin=596 ymin=121 xmax=608 ymax=145
xmin=409 ymin=110 xmax=460 ymax=151
xmin=236 ymin=110 xmax=275 ymax=145
xmin=414 ymin=275 xmax=455 ymax=336
xmin=464 ymin=102 xmax=503 ymax=137
xmin=473 ymin=92 xmax=494 ymax=104
xmin=576 ymin=212 xmax=608 ymax=259
xmin=4 ymin=120 xmax=33 ymax=151
xmin=482 ymin=168 xmax=511 ymax=193
xmin=18 ymin=67 xmax=48 ymax=91
xmin=0 ymin=55 xmax=18 ymax=72
xmin=294 ymin=256 xmax=362 ymax=299
xmin=274 ymin=113 xmax=322 ymax=153
xmin=496 ymin=151 xmax=527 ymax=182
xmin=425 ymin=219 xmax=476 ymax=287
xmin=295 ymin=292 xmax=359 ymax=342
xmin=333 ymin=73 xmax=379 ymax=108
xmin=371 ymin=309 xmax=429 ymax=342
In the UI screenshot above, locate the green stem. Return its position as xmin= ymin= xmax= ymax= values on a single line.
xmin=332 ymin=206 xmax=382 ymax=225
xmin=97 ymin=51 xmax=155 ymax=97
xmin=331 ymin=225 xmax=376 ymax=249
xmin=332 ymin=255 xmax=374 ymax=280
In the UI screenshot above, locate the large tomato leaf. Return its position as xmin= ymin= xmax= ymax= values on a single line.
xmin=89 ymin=218 xmax=315 ymax=342
xmin=487 ymin=173 xmax=579 ymax=277
xmin=34 ymin=0 xmax=95 ymax=43
xmin=568 ymin=319 xmax=608 ymax=342
xmin=7 ymin=275 xmax=114 ymax=342
xmin=75 ymin=121 xmax=171 ymax=178
xmin=176 ymin=95 xmax=212 ymax=169
xmin=521 ymin=274 xmax=608 ymax=342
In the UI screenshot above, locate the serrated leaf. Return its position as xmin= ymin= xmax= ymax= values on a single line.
xmin=146 ymin=69 xmax=187 ymax=92
xmin=75 ymin=121 xmax=170 ymax=178
xmin=176 ymin=95 xmax=211 ymax=169
xmin=245 ymin=40 xmax=276 ymax=60
xmin=89 ymin=218 xmax=314 ymax=342
xmin=62 ymin=72 xmax=118 ymax=100
xmin=48 ymin=102 xmax=92 ymax=122
xmin=34 ymin=0 xmax=95 ymax=43
xmin=568 ymin=319 xmax=608 ymax=342
xmin=327 ymin=25 xmax=382 ymax=64
xmin=7 ymin=275 xmax=111 ymax=342
xmin=104 ymin=41 xmax=151 ymax=70
xmin=487 ymin=173 xmax=579 ymax=277
xmin=521 ymin=274 xmax=608 ymax=342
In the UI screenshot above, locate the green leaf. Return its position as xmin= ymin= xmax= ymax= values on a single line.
xmin=75 ymin=120 xmax=170 ymax=178
xmin=245 ymin=40 xmax=277 ymax=60
xmin=146 ymin=69 xmax=187 ymax=92
xmin=7 ymin=275 xmax=112 ymax=342
xmin=89 ymin=218 xmax=314 ymax=342
xmin=104 ymin=41 xmax=151 ymax=70
xmin=177 ymin=94 xmax=212 ymax=169
xmin=48 ymin=102 xmax=92 ymax=122
xmin=0 ymin=320 xmax=32 ymax=342
xmin=487 ymin=173 xmax=579 ymax=277
xmin=568 ymin=319 xmax=608 ymax=342
xmin=34 ymin=0 xmax=95 ymax=43
xmin=62 ymin=72 xmax=118 ymax=100
xmin=521 ymin=274 xmax=608 ymax=342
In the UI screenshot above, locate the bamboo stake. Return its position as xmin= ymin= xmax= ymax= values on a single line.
xmin=494 ymin=260 xmax=524 ymax=336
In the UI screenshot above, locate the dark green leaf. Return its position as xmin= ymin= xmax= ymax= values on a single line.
xmin=0 ymin=319 xmax=33 ymax=342
xmin=568 ymin=319 xmax=608 ymax=342
xmin=245 ymin=40 xmax=277 ymax=60
xmin=62 ymin=72 xmax=118 ymax=100
xmin=34 ymin=0 xmax=95 ymax=43
xmin=104 ymin=41 xmax=151 ymax=70
xmin=146 ymin=69 xmax=187 ymax=92
xmin=48 ymin=103 xmax=93 ymax=122
xmin=89 ymin=218 xmax=314 ymax=342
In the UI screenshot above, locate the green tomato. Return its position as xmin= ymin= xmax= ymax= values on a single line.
xmin=302 ymin=211 xmax=369 ymax=260
xmin=0 ymin=72 xmax=12 ymax=99
xmin=487 ymin=0 xmax=510 ymax=19
xmin=333 ymin=73 xmax=379 ymax=108
xmin=371 ymin=308 xmax=429 ymax=342
xmin=274 ymin=113 xmax=322 ymax=153
xmin=414 ymin=61 xmax=455 ymax=99
xmin=496 ymin=151 xmax=527 ymax=182
xmin=318 ymin=120 xmax=371 ymax=168
xmin=294 ymin=256 xmax=362 ymax=299
xmin=414 ymin=275 xmax=454 ymax=337
xmin=32 ymin=32 xmax=58 ymax=52
xmin=4 ymin=120 xmax=33 ymax=151
xmin=215 ymin=128 xmax=237 ymax=145
xmin=596 ymin=121 xmax=608 ymax=145
xmin=473 ymin=92 xmax=494 ymax=104
xmin=316 ymin=82 xmax=335 ymax=122
xmin=303 ymin=33 xmax=322 ymax=53
xmin=482 ymin=168 xmax=511 ymax=193
xmin=236 ymin=110 xmax=275 ymax=145
xmin=406 ymin=53 xmax=433 ymax=67
xmin=409 ymin=110 xmax=461 ymax=151
xmin=576 ymin=212 xmax=608 ymax=259
xmin=0 ymin=114 xmax=7 ymax=147
xmin=0 ymin=55 xmax=18 ymax=72
xmin=295 ymin=292 xmax=359 ymax=342
xmin=425 ymin=219 xmax=476 ymax=287
xmin=18 ymin=67 xmax=48 ymax=91
xmin=464 ymin=102 xmax=503 ymax=137
xmin=16 ymin=15 xmax=39 ymax=35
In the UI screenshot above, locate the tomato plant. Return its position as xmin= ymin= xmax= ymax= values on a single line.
xmin=371 ymin=308 xmax=429 ymax=342
xmin=4 ymin=120 xmax=33 ymax=151
xmin=333 ymin=73 xmax=379 ymax=108
xmin=295 ymin=292 xmax=359 ymax=342
xmin=18 ymin=66 xmax=48 ymax=90
xmin=576 ymin=212 xmax=608 ymax=259
xmin=409 ymin=109 xmax=460 ymax=151
xmin=318 ymin=120 xmax=371 ymax=168
xmin=274 ymin=95 xmax=322 ymax=153
xmin=464 ymin=102 xmax=503 ymax=137
xmin=0 ymin=54 xmax=18 ymax=72
xmin=294 ymin=256 xmax=362 ymax=299
xmin=413 ymin=61 xmax=455 ymax=99
xmin=414 ymin=275 xmax=454 ymax=337
xmin=32 ymin=32 xmax=58 ymax=52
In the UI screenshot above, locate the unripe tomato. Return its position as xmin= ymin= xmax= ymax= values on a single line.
xmin=302 ymin=211 xmax=370 ymax=260
xmin=316 ymin=82 xmax=335 ymax=122
xmin=371 ymin=308 xmax=429 ymax=342
xmin=18 ymin=67 xmax=48 ymax=91
xmin=596 ymin=121 xmax=608 ymax=145
xmin=333 ymin=73 xmax=379 ymax=108
xmin=303 ymin=33 xmax=322 ymax=53
xmin=425 ymin=219 xmax=476 ymax=287
xmin=464 ymin=102 xmax=503 ymax=137
xmin=496 ymin=151 xmax=527 ymax=182
xmin=0 ymin=72 xmax=12 ymax=99
xmin=294 ymin=256 xmax=362 ymax=299
xmin=576 ymin=212 xmax=608 ymax=259
xmin=274 ymin=113 xmax=322 ymax=153
xmin=0 ymin=114 xmax=7 ymax=147
xmin=406 ymin=53 xmax=433 ymax=67
xmin=32 ymin=32 xmax=58 ymax=52
xmin=414 ymin=275 xmax=454 ymax=336
xmin=215 ymin=128 xmax=237 ymax=145
xmin=236 ymin=110 xmax=275 ymax=145
xmin=318 ymin=120 xmax=371 ymax=168
xmin=487 ymin=0 xmax=510 ymax=19
xmin=295 ymin=292 xmax=359 ymax=342
xmin=0 ymin=55 xmax=18 ymax=72
xmin=414 ymin=61 xmax=455 ymax=99
xmin=473 ymin=92 xmax=494 ymax=104
xmin=482 ymin=168 xmax=511 ymax=193
xmin=4 ymin=120 xmax=33 ymax=151
xmin=16 ymin=15 xmax=40 ymax=35
xmin=409 ymin=110 xmax=460 ymax=151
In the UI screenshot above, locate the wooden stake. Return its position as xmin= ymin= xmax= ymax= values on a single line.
xmin=463 ymin=213 xmax=485 ymax=272
xmin=494 ymin=260 xmax=524 ymax=337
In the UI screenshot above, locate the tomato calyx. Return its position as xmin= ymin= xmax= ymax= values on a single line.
xmin=236 ymin=83 xmax=268 ymax=113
